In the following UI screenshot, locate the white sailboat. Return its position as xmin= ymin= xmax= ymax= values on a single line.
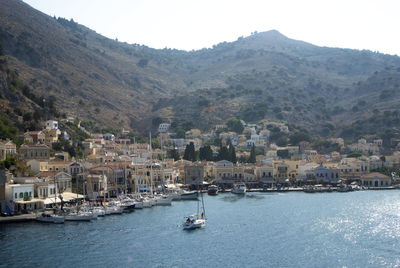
xmin=182 ymin=190 xmax=206 ymax=230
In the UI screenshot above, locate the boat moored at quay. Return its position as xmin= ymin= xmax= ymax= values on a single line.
xmin=231 ymin=182 xmax=246 ymax=194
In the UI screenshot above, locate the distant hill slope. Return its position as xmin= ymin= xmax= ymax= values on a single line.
xmin=1 ymin=0 xmax=400 ymax=140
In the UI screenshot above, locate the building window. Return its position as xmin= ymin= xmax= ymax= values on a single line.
xmin=19 ymin=192 xmax=23 ymax=198
xmin=15 ymin=193 xmax=17 ymax=199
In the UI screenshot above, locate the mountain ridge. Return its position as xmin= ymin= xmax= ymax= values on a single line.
xmin=0 ymin=0 xmax=400 ymax=141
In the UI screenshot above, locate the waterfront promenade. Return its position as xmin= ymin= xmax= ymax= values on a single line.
xmin=0 ymin=213 xmax=36 ymax=223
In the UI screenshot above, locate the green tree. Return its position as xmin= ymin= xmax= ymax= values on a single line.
xmin=276 ymin=136 xmax=288 ymax=147
xmin=183 ymin=142 xmax=196 ymax=162
xmin=248 ymin=144 xmax=256 ymax=163
xmin=239 ymin=155 xmax=248 ymax=163
xmin=277 ymin=149 xmax=289 ymax=159
xmin=174 ymin=126 xmax=186 ymax=139
xmin=226 ymin=117 xmax=244 ymax=134
xmin=217 ymin=144 xmax=230 ymax=161
xmin=167 ymin=148 xmax=180 ymax=161
xmin=229 ymin=144 xmax=237 ymax=163
xmin=199 ymin=145 xmax=213 ymax=161
xmin=0 ymin=113 xmax=19 ymax=143
xmin=289 ymin=131 xmax=311 ymax=145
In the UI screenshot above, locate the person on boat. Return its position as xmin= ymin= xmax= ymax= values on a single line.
xmin=201 ymin=212 xmax=204 ymax=219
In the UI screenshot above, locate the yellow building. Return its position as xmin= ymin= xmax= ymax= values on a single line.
xmin=48 ymin=161 xmax=73 ymax=173
xmin=43 ymin=128 xmax=59 ymax=144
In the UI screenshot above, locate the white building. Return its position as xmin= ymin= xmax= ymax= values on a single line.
xmin=158 ymin=123 xmax=171 ymax=133
xmin=5 ymin=184 xmax=42 ymax=213
xmin=45 ymin=120 xmax=58 ymax=130
xmin=103 ymin=133 xmax=115 ymax=141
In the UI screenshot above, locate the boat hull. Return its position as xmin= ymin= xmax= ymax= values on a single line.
xmin=156 ymin=198 xmax=172 ymax=206
xmin=36 ymin=214 xmax=65 ymax=224
xmin=64 ymin=214 xmax=93 ymax=221
xmin=232 ymin=183 xmax=246 ymax=194
xmin=183 ymin=219 xmax=205 ymax=230
xmin=181 ymin=191 xmax=198 ymax=200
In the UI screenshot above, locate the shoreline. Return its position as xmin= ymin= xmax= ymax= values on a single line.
xmin=1 ymin=187 xmax=397 ymax=224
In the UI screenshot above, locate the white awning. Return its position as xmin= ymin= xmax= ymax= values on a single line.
xmin=43 ymin=192 xmax=84 ymax=205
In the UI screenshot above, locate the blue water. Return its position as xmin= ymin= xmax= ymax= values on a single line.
xmin=1 ymin=191 xmax=400 ymax=267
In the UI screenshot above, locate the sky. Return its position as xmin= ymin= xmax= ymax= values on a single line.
xmin=23 ymin=0 xmax=400 ymax=56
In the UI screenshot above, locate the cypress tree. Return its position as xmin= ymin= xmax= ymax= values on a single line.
xmin=248 ymin=144 xmax=256 ymax=163
xmin=229 ymin=144 xmax=237 ymax=163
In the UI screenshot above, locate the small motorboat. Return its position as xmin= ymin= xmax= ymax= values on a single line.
xmin=231 ymin=182 xmax=246 ymax=194
xmin=207 ymin=185 xmax=219 ymax=195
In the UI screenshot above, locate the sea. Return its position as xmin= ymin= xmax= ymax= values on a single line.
xmin=1 ymin=190 xmax=400 ymax=267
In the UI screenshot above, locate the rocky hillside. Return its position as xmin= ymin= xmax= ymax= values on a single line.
xmin=1 ymin=0 xmax=400 ymax=140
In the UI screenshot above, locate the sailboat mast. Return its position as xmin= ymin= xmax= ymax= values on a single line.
xmin=54 ymin=175 xmax=57 ymax=210
xmin=200 ymin=190 xmax=206 ymax=219
xmin=124 ymin=159 xmax=127 ymax=195
xmin=160 ymin=135 xmax=165 ymax=193
xmin=102 ymin=158 xmax=105 ymax=203
xmin=134 ymin=137 xmax=138 ymax=194
xmin=150 ymin=132 xmax=153 ymax=195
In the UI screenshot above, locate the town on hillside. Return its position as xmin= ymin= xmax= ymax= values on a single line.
xmin=1 ymin=117 xmax=400 ymax=215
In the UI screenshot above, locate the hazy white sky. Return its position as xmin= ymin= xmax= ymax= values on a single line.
xmin=24 ymin=0 xmax=400 ymax=55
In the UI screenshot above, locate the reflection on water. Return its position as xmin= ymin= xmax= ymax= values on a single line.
xmin=220 ymin=193 xmax=265 ymax=202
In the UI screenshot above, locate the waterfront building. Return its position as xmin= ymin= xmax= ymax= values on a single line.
xmin=35 ymin=181 xmax=55 ymax=199
xmin=184 ymin=163 xmax=205 ymax=185
xmin=256 ymin=164 xmax=275 ymax=188
xmin=339 ymin=158 xmax=369 ymax=180
xmin=273 ymin=161 xmax=289 ymax=184
xmin=5 ymin=184 xmax=43 ymax=213
xmin=298 ymin=162 xmax=320 ymax=182
xmin=313 ymin=165 xmax=340 ymax=184
xmin=360 ymin=172 xmax=391 ymax=187
xmin=214 ymin=160 xmax=249 ymax=185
